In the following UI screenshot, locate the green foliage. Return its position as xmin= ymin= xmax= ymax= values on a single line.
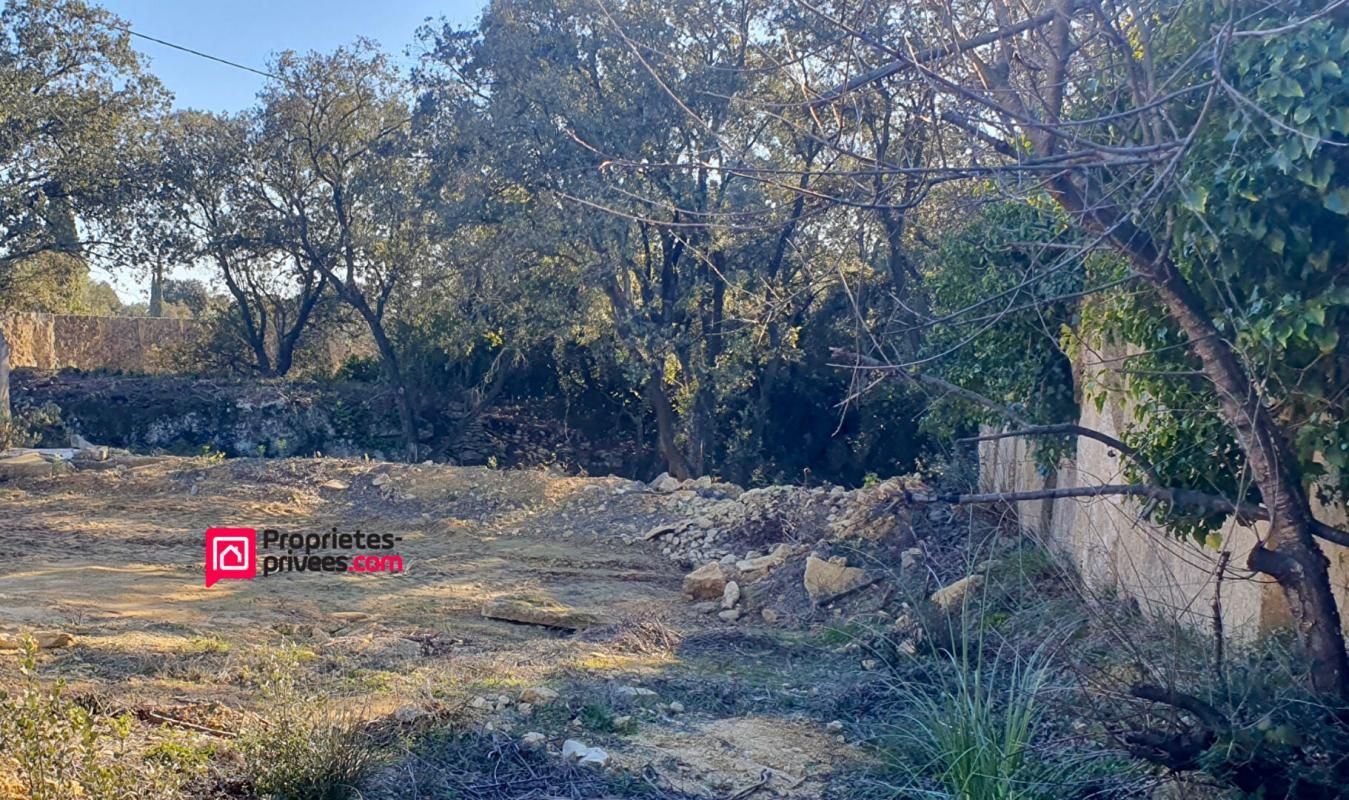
xmin=881 ymin=637 xmax=1091 ymax=800
xmin=0 ymin=402 xmax=65 ymax=449
xmin=1076 ymin=0 xmax=1349 ymax=541
xmin=921 ymin=202 xmax=1086 ymax=473
xmin=0 ymin=0 xmax=166 ymax=269
xmin=0 ymin=637 xmax=185 ymax=799
xmin=235 ymin=646 xmax=376 ymax=800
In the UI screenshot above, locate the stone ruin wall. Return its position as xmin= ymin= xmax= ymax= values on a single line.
xmin=978 ymin=342 xmax=1349 ymax=641
xmin=0 ymin=312 xmax=370 ymax=375
xmin=1 ymin=312 xmax=200 ymax=373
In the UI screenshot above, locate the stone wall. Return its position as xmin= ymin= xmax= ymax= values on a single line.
xmin=0 ymin=312 xmax=199 ymax=373
xmin=979 ymin=344 xmax=1349 ymax=640
xmin=0 ymin=312 xmax=375 ymax=376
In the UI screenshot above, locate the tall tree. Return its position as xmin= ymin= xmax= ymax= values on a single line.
xmin=253 ymin=44 xmax=429 ymax=458
xmin=0 ymin=0 xmax=164 ymax=271
xmin=159 ymin=111 xmax=329 ymax=375
xmin=421 ymin=0 xmax=793 ymax=478
xmin=734 ymin=0 xmax=1349 ymax=702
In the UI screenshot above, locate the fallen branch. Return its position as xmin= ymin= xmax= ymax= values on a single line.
xmin=812 ymin=575 xmax=884 ymax=608
xmin=910 ymin=484 xmax=1349 ymax=549
xmin=1130 ymin=684 xmax=1229 ymax=731
xmin=136 ymin=709 xmax=237 ymax=738
xmin=726 ymin=768 xmax=772 ymax=800
xmin=832 ymin=350 xmax=1349 ymax=549
xmin=958 ymin=423 xmax=1163 ymax=485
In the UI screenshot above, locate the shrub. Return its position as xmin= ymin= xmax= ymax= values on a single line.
xmin=0 ymin=637 xmax=184 ymax=800
xmin=235 ymin=647 xmax=377 ymax=800
xmin=0 ymin=403 xmax=65 ymax=450
xmin=876 ymin=622 xmax=1125 ymax=800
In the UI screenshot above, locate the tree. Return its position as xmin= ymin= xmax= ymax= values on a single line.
xmin=420 ymin=0 xmax=817 ymax=479
xmin=585 ymin=0 xmax=1349 ymax=710
xmin=161 ymin=278 xmax=211 ymax=319
xmin=158 ymin=110 xmax=329 ymax=376
xmin=0 ymin=0 xmax=165 ymax=272
xmin=770 ymin=0 xmax=1349 ymax=703
xmin=252 ymin=45 xmax=429 ymax=458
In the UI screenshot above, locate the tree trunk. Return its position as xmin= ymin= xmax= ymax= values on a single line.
xmin=645 ymin=372 xmax=693 ymax=479
xmin=337 ymin=285 xmax=419 ymax=462
xmin=271 ymin=278 xmax=327 ymax=378
xmin=1050 ymin=177 xmax=1349 ymax=700
xmin=215 ymin=252 xmax=273 ymax=375
xmin=0 ymin=328 xmax=10 ymax=428
xmin=148 ymin=262 xmax=164 ymax=318
xmin=367 ymin=320 xmax=419 ymax=463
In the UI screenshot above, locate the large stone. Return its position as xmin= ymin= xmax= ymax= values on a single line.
xmin=0 ymin=452 xmax=69 ymax=479
xmin=562 ymin=739 xmax=589 ymax=760
xmin=562 ymin=739 xmax=610 ymax=768
xmin=931 ymin=574 xmax=984 ymax=611
xmin=735 ymin=543 xmax=794 ymax=578
xmin=650 ymin=472 xmax=682 ymax=493
xmin=520 ymin=686 xmax=560 ymax=706
xmin=803 ymin=555 xmax=868 ymax=602
xmin=481 ymin=596 xmax=598 ymax=630
xmin=682 ymin=561 xmax=728 ymax=600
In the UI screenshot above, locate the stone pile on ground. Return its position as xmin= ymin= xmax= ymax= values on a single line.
xmin=640 ymin=475 xmax=942 ymax=623
xmin=631 ymin=473 xmax=922 ymax=568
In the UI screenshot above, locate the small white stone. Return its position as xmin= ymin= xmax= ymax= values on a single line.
xmin=722 ymin=581 xmax=741 ymax=610
xmin=521 ymin=732 xmax=546 ymax=750
xmin=562 ymin=739 xmax=588 ymax=760
xmin=579 ymin=747 xmax=610 ymax=768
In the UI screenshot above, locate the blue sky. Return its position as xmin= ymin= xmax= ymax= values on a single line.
xmin=91 ymin=1 xmax=485 ymax=301
xmin=97 ymin=0 xmax=485 ymax=112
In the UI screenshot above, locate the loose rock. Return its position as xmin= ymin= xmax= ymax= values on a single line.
xmin=735 ymin=543 xmax=794 ymax=578
xmin=803 ymin=555 xmax=868 ymax=602
xmin=482 ymin=596 xmax=598 ymax=630
xmin=931 ymin=574 xmax=984 ymax=610
xmin=520 ymin=686 xmax=560 ymax=706
xmin=721 ymin=580 xmax=741 ymax=610
xmin=521 ymin=732 xmax=546 ymax=750
xmin=682 ymin=561 xmax=728 ymax=600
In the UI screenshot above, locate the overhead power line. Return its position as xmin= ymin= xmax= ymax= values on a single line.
xmin=99 ymin=20 xmax=282 ymax=82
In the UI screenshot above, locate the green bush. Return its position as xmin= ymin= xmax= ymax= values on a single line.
xmin=0 ymin=637 xmax=184 ymax=800
xmin=876 ymin=625 xmax=1121 ymax=800
xmin=235 ymin=647 xmax=377 ymax=800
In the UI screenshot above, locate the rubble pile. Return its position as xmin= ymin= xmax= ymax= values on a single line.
xmin=629 ymin=473 xmax=952 ymax=624
xmin=631 ymin=473 xmax=921 ymax=567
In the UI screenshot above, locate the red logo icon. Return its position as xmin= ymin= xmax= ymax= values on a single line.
xmin=205 ymin=528 xmax=257 ymax=587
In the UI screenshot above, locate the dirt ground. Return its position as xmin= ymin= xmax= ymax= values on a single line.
xmin=0 ymin=456 xmax=867 ymax=798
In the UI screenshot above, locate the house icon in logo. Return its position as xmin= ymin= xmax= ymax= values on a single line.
xmin=205 ymin=528 xmax=257 ymax=587
xmin=217 ymin=541 xmax=247 ymax=568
